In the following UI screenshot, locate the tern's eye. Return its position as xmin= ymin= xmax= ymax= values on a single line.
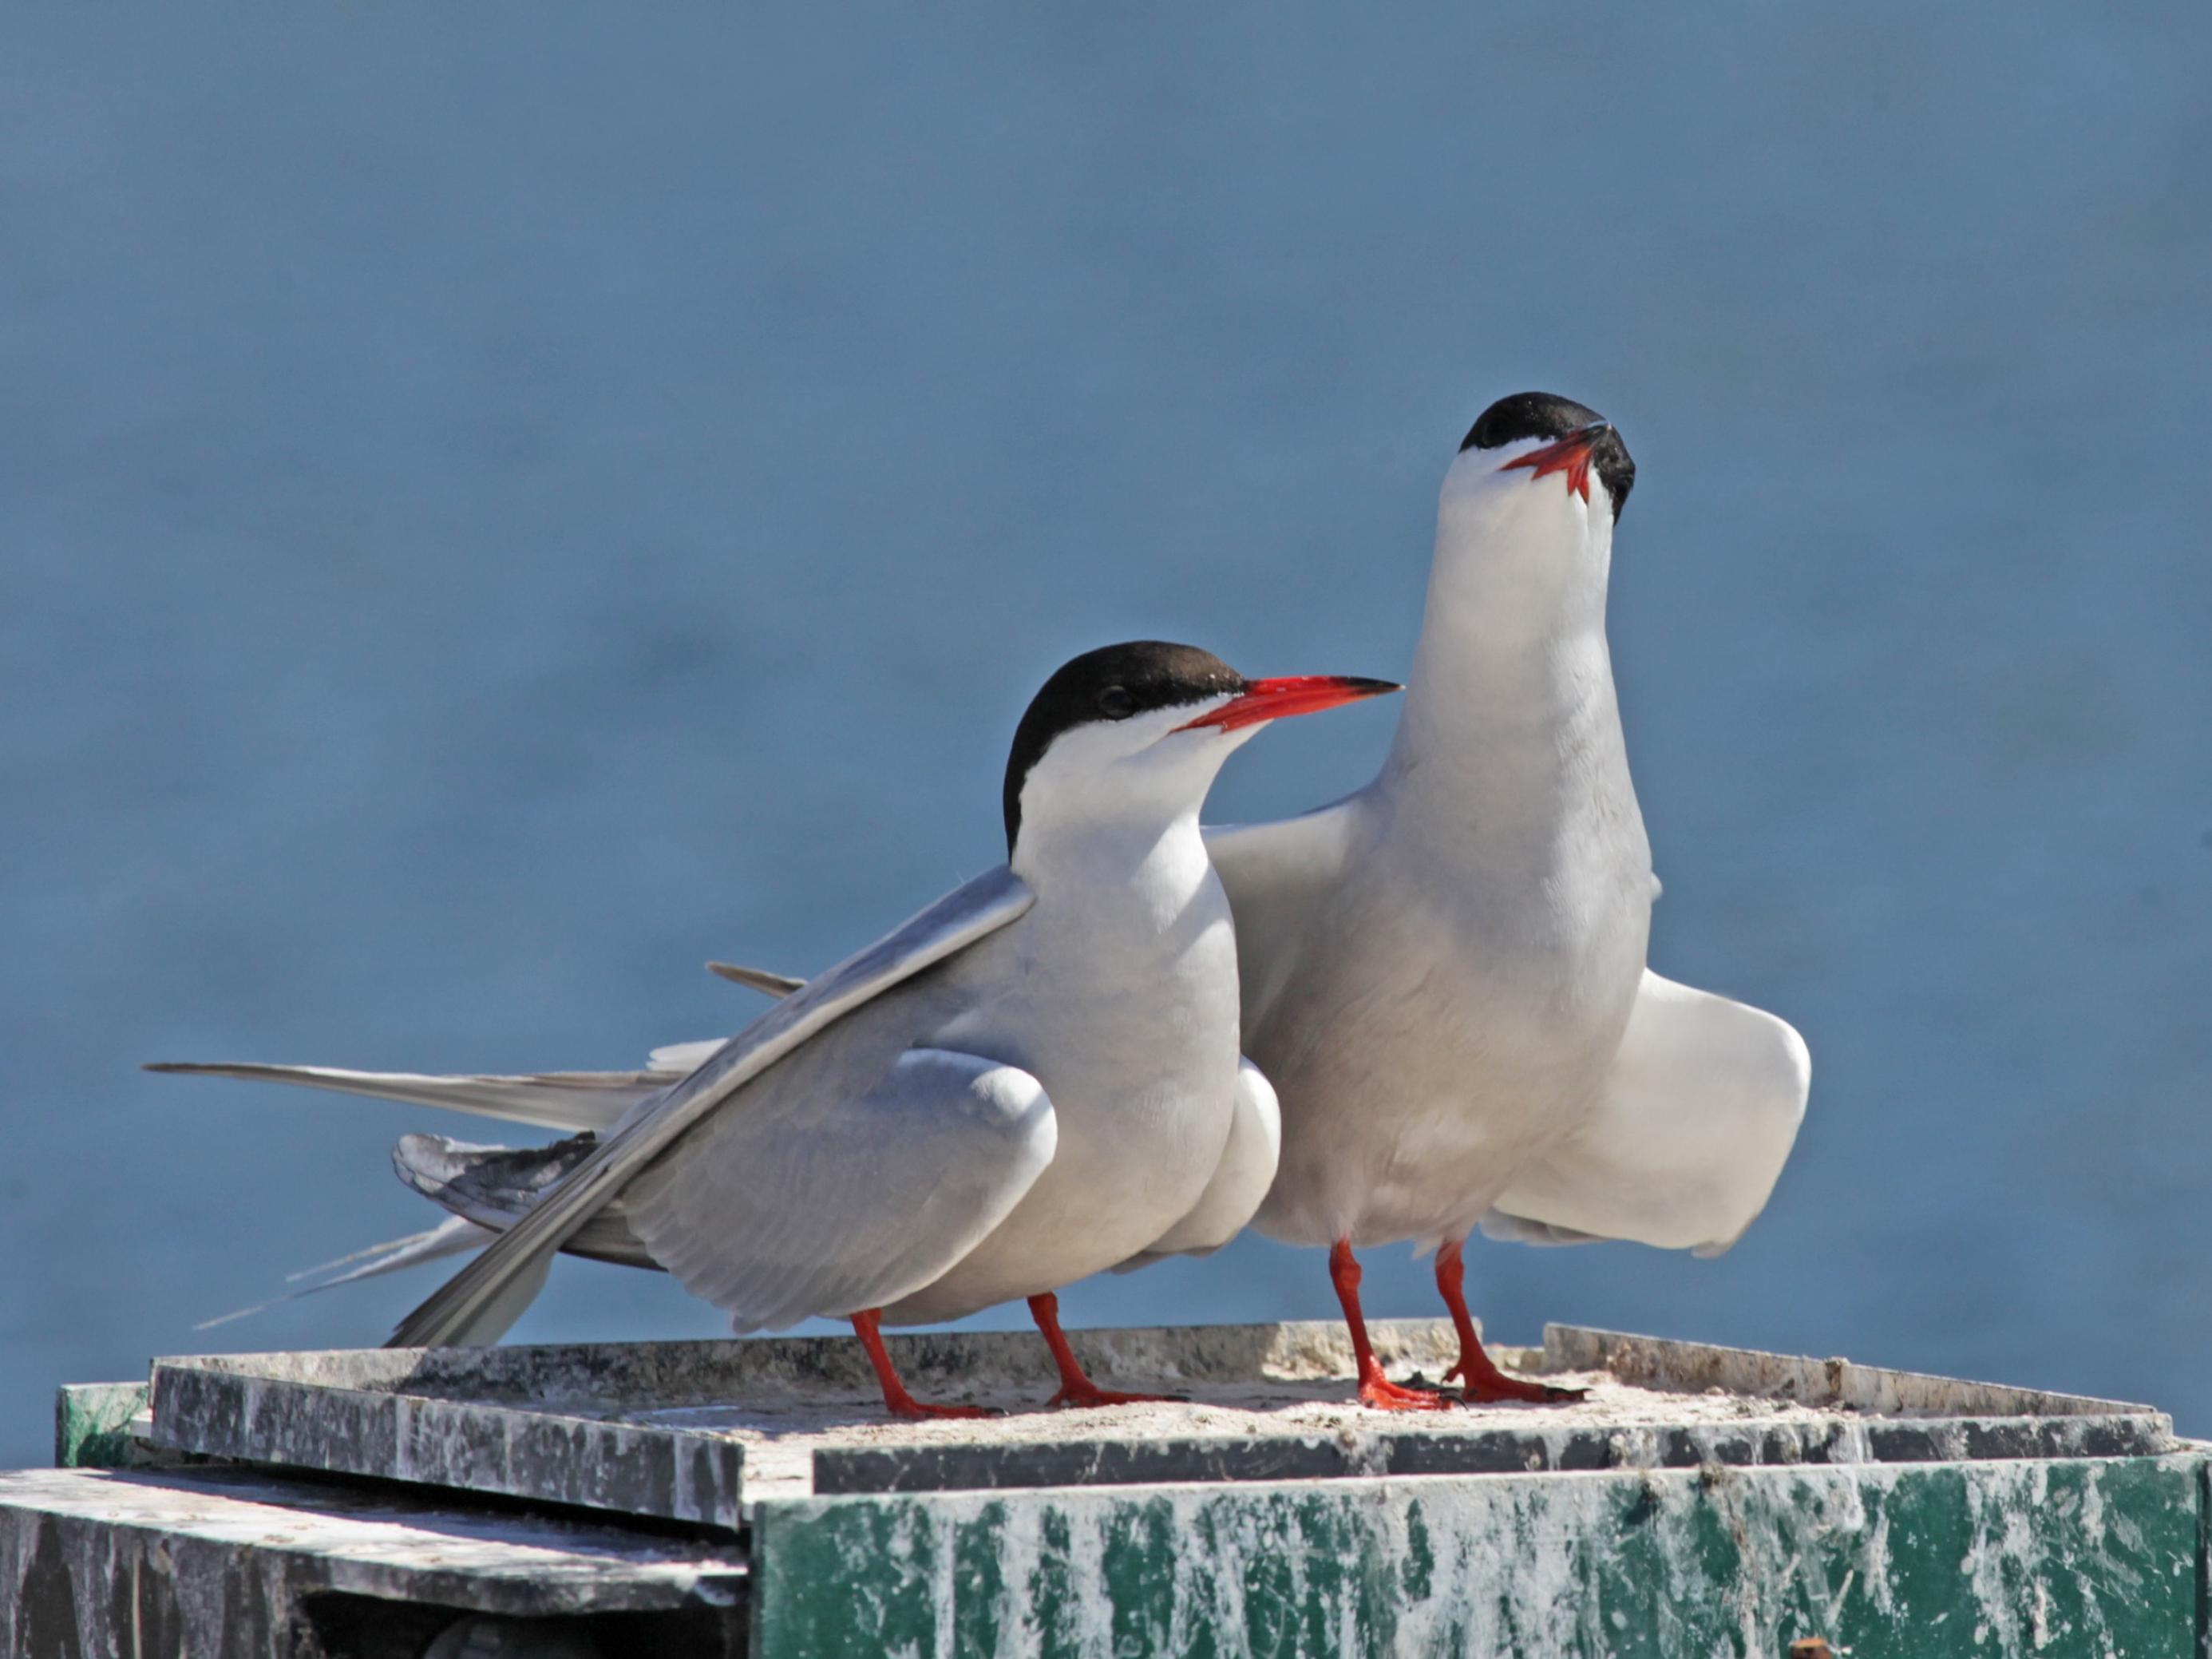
xmin=1096 ymin=685 xmax=1136 ymax=719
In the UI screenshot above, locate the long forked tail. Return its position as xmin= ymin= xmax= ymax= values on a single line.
xmin=143 ymin=1060 xmax=667 ymax=1133
xmin=150 ymin=940 xmax=870 ymax=1345
xmin=192 ymin=1134 xmax=667 ymax=1341
xmin=149 ymin=1055 xmax=696 ymax=1338
xmin=194 ymin=1214 xmax=492 ymax=1331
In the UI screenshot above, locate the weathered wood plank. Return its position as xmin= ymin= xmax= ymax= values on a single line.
xmin=152 ymin=1360 xmax=746 ymax=1529
xmin=53 ymin=1384 xmax=152 ymax=1471
xmin=750 ymin=1457 xmax=2206 ymax=1657
xmin=145 ymin=1322 xmax=2171 ymax=1523
xmin=810 ymin=1410 xmax=2172 ymax=1497
xmin=0 ymin=1466 xmax=746 ymax=1659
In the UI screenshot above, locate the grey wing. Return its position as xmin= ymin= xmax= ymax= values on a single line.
xmin=1480 ymin=971 xmax=1811 ymax=1257
xmin=1205 ymin=802 xmax=1362 ymax=1031
xmin=623 ymin=1046 xmax=1057 ymax=1332
xmin=388 ymin=864 xmax=1035 ymax=1347
xmin=1112 ymin=1059 xmax=1280 ymax=1270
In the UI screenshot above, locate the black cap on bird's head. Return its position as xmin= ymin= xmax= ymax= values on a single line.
xmin=1001 ymin=641 xmax=1399 ymax=855
xmin=1459 ymin=392 xmax=1636 ymax=521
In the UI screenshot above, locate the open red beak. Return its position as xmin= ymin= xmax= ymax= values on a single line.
xmin=1501 ymin=419 xmax=1612 ymax=504
xmin=1176 ymin=675 xmax=1402 ymax=734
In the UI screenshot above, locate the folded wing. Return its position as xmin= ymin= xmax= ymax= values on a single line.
xmin=378 ymin=1042 xmax=1060 ymax=1332
xmin=1480 ymin=970 xmax=1811 ymax=1256
xmin=625 ymin=1046 xmax=1056 ymax=1331
xmin=386 ymin=865 xmax=1035 ymax=1346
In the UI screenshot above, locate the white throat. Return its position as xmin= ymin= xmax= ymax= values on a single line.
xmin=1010 ymin=710 xmax=1257 ymax=894
xmin=1380 ymin=450 xmax=1640 ymax=850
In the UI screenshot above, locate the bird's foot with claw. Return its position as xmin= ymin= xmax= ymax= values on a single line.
xmin=1047 ymin=1383 xmax=1184 ymax=1409
xmin=1355 ymin=1366 xmax=1457 ymax=1412
xmin=884 ymin=1396 xmax=1002 ymax=1421
xmin=1445 ymin=1360 xmax=1587 ymax=1405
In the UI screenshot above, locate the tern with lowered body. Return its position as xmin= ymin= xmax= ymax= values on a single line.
xmin=154 ymin=642 xmax=1396 ymax=1416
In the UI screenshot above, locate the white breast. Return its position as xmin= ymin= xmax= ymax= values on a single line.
xmin=1229 ymin=461 xmax=1656 ymax=1251
xmin=882 ymin=820 xmax=1246 ymax=1323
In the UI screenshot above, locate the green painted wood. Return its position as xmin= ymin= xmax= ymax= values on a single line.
xmin=53 ymin=1382 xmax=150 ymax=1469
xmin=751 ymin=1456 xmax=2206 ymax=1657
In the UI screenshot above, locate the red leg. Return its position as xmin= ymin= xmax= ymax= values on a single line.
xmin=1028 ymin=1293 xmax=1177 ymax=1407
xmin=850 ymin=1310 xmax=997 ymax=1419
xmin=1434 ymin=1238 xmax=1584 ymax=1404
xmin=1330 ymin=1239 xmax=1454 ymax=1411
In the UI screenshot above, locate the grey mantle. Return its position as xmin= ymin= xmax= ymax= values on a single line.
xmin=6 ymin=1320 xmax=2207 ymax=1657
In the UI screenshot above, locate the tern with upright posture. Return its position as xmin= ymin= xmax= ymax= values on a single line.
xmin=156 ymin=643 xmax=1396 ymax=1416
xmin=1206 ymin=394 xmax=1810 ymax=1408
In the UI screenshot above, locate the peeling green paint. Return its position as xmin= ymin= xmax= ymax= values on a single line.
xmin=53 ymin=1384 xmax=150 ymax=1470
xmin=751 ymin=1457 xmax=2205 ymax=1657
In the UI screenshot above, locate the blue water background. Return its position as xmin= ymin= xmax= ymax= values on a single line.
xmin=2 ymin=6 xmax=2206 ymax=1467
